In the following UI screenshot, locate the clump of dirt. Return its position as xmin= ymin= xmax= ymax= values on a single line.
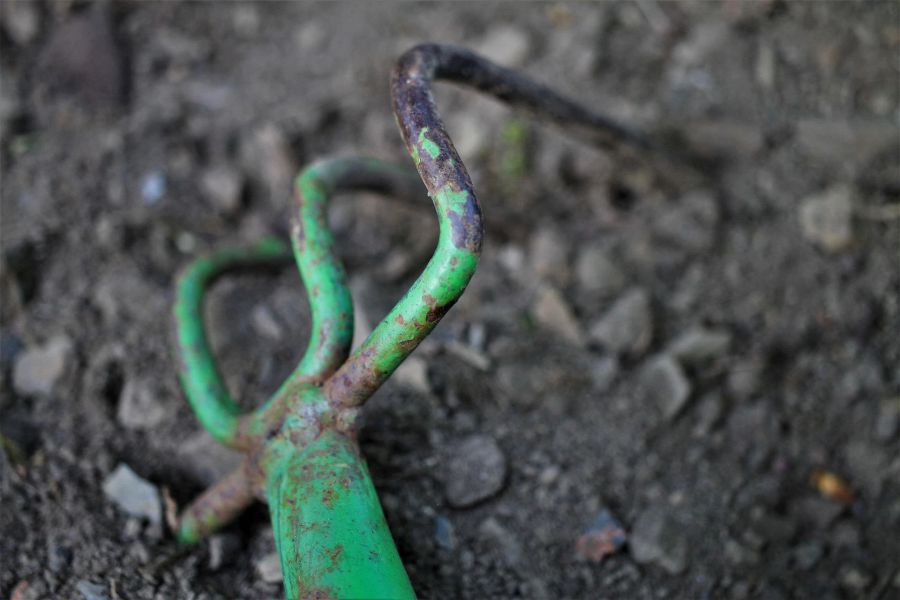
xmin=2 ymin=2 xmax=898 ymax=599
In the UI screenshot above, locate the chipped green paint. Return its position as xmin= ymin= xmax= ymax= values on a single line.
xmin=170 ymin=43 xmax=653 ymax=600
xmin=417 ymin=126 xmax=441 ymax=159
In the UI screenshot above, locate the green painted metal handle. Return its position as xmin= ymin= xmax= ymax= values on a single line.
xmin=266 ymin=428 xmax=415 ymax=600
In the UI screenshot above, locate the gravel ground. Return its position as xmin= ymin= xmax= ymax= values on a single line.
xmin=1 ymin=2 xmax=899 ymax=599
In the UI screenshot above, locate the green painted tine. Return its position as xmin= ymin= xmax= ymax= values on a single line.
xmin=173 ymin=238 xmax=293 ymax=449
xmin=173 ymin=160 xmax=425 ymax=450
xmin=323 ymin=43 xmax=651 ymax=409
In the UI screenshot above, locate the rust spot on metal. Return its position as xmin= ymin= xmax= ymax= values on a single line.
xmin=426 ymin=298 xmax=455 ymax=324
xmin=326 ymin=545 xmax=344 ymax=570
xmin=297 ymin=587 xmax=338 ymax=600
xmin=397 ymin=336 xmax=419 ymax=352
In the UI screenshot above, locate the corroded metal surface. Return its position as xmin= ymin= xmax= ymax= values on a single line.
xmin=171 ymin=44 xmax=651 ymax=599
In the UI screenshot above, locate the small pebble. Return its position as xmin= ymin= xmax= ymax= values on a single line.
xmin=799 ymin=185 xmax=854 ymax=253
xmin=574 ymin=244 xmax=625 ymax=297
xmin=433 ymin=515 xmax=456 ymax=550
xmin=208 ymin=533 xmax=241 ymax=571
xmin=250 ymin=304 xmax=282 ymax=341
xmin=532 ymin=285 xmax=585 ymax=348
xmin=839 ymin=566 xmax=872 ymax=591
xmin=295 ymin=22 xmax=325 ymax=51
xmin=791 ymin=542 xmax=823 ymax=570
xmin=477 ymin=25 xmax=531 ymax=67
xmin=75 ymin=580 xmax=108 ymax=600
xmin=467 ymin=322 xmax=487 ymax=351
xmin=448 ymin=109 xmax=490 ymax=157
xmin=642 ymin=355 xmax=692 ymax=421
xmin=117 ymin=378 xmax=166 ymax=430
xmin=444 ymin=340 xmax=492 ymax=371
xmin=629 ymin=506 xmax=688 ymax=574
xmin=692 ymin=392 xmax=723 ymax=437
xmin=255 ymin=552 xmax=282 ymax=583
xmin=102 ymin=464 xmax=161 ymax=525
xmin=726 ymin=358 xmax=763 ymax=401
xmin=755 ymin=42 xmax=776 ymax=90
xmin=875 ymin=398 xmax=899 ymax=441
xmin=12 ymin=336 xmax=72 ymax=396
xmin=244 ymin=124 xmax=296 ymax=205
xmin=668 ymin=326 xmax=731 ymax=366
xmin=589 ymin=288 xmax=653 ymax=357
xmin=201 ymin=166 xmax=244 ymax=216
xmin=1 ymin=1 xmax=40 ymax=46
xmin=443 ymin=435 xmax=507 ymax=508
xmin=478 ymin=517 xmax=523 ymax=567
xmin=575 ymin=509 xmax=627 ymax=562
xmin=538 ymin=465 xmax=560 ymax=486
xmin=232 ymin=4 xmax=260 ymax=37
xmin=652 ymin=191 xmax=719 ymax=254
xmin=591 ymin=356 xmax=620 ymax=393
xmin=140 ymin=171 xmax=166 ymax=205
xmin=497 ymin=243 xmax=525 ymax=274
xmin=794 ymin=119 xmax=895 ymax=169
xmin=529 ymin=227 xmax=569 ymax=285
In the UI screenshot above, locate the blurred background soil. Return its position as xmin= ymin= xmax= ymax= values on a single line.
xmin=1 ymin=2 xmax=899 ymax=598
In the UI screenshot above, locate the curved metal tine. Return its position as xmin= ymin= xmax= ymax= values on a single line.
xmin=237 ymin=157 xmax=427 ymax=436
xmin=173 ymin=237 xmax=293 ymax=450
xmin=176 ymin=458 xmax=257 ymax=543
xmin=291 ymin=156 xmax=426 ymax=381
xmin=325 ymin=43 xmax=650 ymax=409
xmin=174 ymin=160 xmax=425 ymax=450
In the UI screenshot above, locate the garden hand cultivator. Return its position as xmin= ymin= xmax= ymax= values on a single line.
xmin=171 ymin=44 xmax=652 ymax=599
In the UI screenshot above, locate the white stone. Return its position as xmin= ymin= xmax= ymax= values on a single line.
xmin=799 ymin=185 xmax=854 ymax=253
xmin=103 ymin=464 xmax=161 ymax=525
xmin=13 ymin=336 xmax=72 ymax=396
xmin=532 ymin=285 xmax=585 ymax=348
